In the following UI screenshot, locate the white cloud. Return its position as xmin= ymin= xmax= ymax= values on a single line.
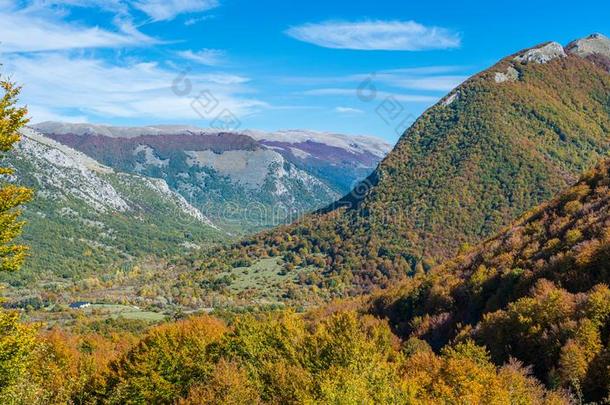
xmin=132 ymin=0 xmax=219 ymax=22
xmin=0 ymin=5 xmax=155 ymax=52
xmin=177 ymin=49 xmax=225 ymax=66
xmin=335 ymin=107 xmax=364 ymax=114
xmin=0 ymin=0 xmax=262 ymax=125
xmin=285 ymin=20 xmax=461 ymax=51
xmin=3 ymin=52 xmax=265 ymax=123
xmin=279 ymin=67 xmax=468 ymax=105
xmin=277 ymin=66 xmax=468 ymax=87
xmin=184 ymin=14 xmax=214 ymax=26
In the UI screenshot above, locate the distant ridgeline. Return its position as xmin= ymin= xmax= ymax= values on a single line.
xmin=32 ymin=122 xmax=390 ymax=233
xmin=184 ymin=34 xmax=610 ymax=300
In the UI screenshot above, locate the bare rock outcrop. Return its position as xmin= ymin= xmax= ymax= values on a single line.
xmin=566 ymin=33 xmax=610 ymax=59
xmin=494 ymin=65 xmax=520 ymax=83
xmin=441 ymin=91 xmax=460 ymax=106
xmin=514 ymin=42 xmax=566 ymax=64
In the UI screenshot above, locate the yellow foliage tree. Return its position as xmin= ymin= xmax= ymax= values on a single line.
xmin=179 ymin=359 xmax=261 ymax=405
xmin=0 ymin=78 xmax=32 ymax=272
xmin=104 ymin=316 xmax=227 ymax=404
xmin=0 ymin=77 xmax=37 ymax=402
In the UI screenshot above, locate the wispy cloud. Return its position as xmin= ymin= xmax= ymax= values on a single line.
xmin=177 ymin=49 xmax=226 ymax=66
xmin=132 ymin=0 xmax=219 ymax=22
xmin=0 ymin=7 xmax=155 ymax=52
xmin=184 ymin=14 xmax=214 ymax=26
xmin=14 ymin=0 xmax=218 ymax=23
xmin=278 ymin=66 xmax=469 ymax=108
xmin=0 ymin=1 xmax=264 ymax=125
xmin=285 ymin=20 xmax=461 ymax=51
xmin=3 ymin=52 xmax=265 ymax=123
xmin=335 ymin=107 xmax=364 ymax=114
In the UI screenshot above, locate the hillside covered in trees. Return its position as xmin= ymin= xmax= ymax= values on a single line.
xmin=189 ymin=35 xmax=610 ymax=301
xmin=368 ymin=158 xmax=610 ymax=401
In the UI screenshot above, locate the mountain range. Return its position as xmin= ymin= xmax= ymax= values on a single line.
xmin=32 ymin=122 xmax=390 ymax=232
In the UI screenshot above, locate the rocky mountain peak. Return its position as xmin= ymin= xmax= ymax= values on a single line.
xmin=566 ymin=32 xmax=610 ymax=59
xmin=513 ymin=41 xmax=566 ymax=64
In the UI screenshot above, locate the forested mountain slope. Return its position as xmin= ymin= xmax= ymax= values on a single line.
xmin=196 ymin=34 xmax=610 ymax=298
xmin=369 ymin=158 xmax=610 ymax=401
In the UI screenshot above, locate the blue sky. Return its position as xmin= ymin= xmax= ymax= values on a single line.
xmin=1 ymin=0 xmax=609 ymax=143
